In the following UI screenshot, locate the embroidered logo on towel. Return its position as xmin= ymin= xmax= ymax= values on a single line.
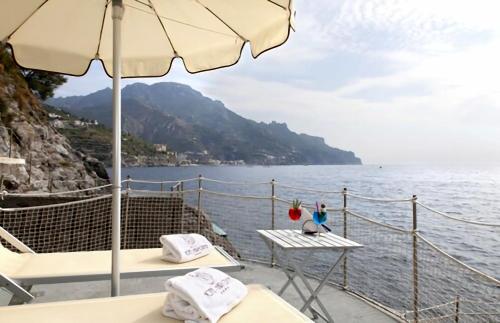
xmin=185 ymin=244 xmax=209 ymax=256
xmin=181 ymin=235 xmax=196 ymax=246
xmin=204 ymin=277 xmax=230 ymax=296
xmin=188 ymin=272 xmax=231 ymax=297
xmin=181 ymin=235 xmax=209 ymax=256
xmin=189 ymin=272 xmax=215 ymax=285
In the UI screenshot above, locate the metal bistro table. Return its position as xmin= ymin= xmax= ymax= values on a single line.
xmin=257 ymin=229 xmax=363 ymax=322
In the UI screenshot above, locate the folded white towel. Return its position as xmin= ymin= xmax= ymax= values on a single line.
xmin=162 ymin=268 xmax=248 ymax=323
xmin=160 ymin=234 xmax=214 ymax=263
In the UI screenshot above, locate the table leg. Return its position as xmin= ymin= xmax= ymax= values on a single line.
xmin=259 ymin=236 xmax=351 ymax=322
xmin=292 ymin=261 xmax=334 ymax=322
xmin=278 ymin=250 xmax=315 ymax=296
xmin=262 ymin=239 xmax=316 ymax=317
xmin=300 ymin=250 xmax=348 ymax=313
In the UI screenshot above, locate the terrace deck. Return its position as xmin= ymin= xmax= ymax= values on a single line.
xmin=1 ymin=261 xmax=399 ymax=323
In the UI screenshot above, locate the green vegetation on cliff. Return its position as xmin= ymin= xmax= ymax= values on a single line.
xmin=44 ymin=105 xmax=175 ymax=167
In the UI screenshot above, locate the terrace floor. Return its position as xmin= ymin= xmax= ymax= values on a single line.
xmin=3 ymin=261 xmax=400 ymax=322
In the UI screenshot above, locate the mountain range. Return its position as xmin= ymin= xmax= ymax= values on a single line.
xmin=47 ymin=82 xmax=361 ymax=165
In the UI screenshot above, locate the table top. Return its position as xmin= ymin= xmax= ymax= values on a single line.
xmin=257 ymin=229 xmax=363 ymax=250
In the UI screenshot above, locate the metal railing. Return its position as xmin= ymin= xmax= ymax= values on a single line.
xmin=1 ymin=176 xmax=499 ymax=322
xmin=122 ymin=175 xmax=500 ymax=322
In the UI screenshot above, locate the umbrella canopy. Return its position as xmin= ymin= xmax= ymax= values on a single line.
xmin=0 ymin=0 xmax=294 ymax=296
xmin=1 ymin=0 xmax=294 ymax=76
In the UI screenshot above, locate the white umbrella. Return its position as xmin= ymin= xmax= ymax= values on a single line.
xmin=0 ymin=0 xmax=294 ymax=296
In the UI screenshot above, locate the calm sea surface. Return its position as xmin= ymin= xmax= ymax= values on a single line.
xmin=119 ymin=165 xmax=500 ymax=279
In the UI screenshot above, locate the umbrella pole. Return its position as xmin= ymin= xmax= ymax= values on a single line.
xmin=111 ymin=0 xmax=124 ymax=297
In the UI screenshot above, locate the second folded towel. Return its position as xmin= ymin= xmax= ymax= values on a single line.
xmin=160 ymin=233 xmax=213 ymax=263
xmin=162 ymin=267 xmax=248 ymax=323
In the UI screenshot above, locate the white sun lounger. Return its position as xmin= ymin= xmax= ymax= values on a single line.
xmin=0 ymin=227 xmax=241 ymax=304
xmin=0 ymin=284 xmax=313 ymax=323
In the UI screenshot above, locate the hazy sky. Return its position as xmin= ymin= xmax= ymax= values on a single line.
xmin=55 ymin=0 xmax=500 ymax=165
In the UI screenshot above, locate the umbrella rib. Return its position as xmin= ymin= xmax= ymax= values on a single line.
xmin=266 ymin=0 xmax=294 ymax=33
xmin=95 ymin=1 xmax=111 ymax=58
xmin=146 ymin=0 xmax=179 ymax=56
xmin=194 ymin=0 xmax=246 ymax=42
xmin=133 ymin=0 xmax=150 ymax=7
xmin=267 ymin=0 xmax=288 ymax=10
xmin=126 ymin=2 xmax=238 ymax=38
xmin=5 ymin=0 xmax=49 ymax=41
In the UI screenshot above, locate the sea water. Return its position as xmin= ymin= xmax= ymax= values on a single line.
xmin=118 ymin=164 xmax=500 ymax=279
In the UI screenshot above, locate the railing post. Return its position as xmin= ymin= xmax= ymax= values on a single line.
xmin=197 ymin=174 xmax=202 ymax=233
xmin=8 ymin=128 xmax=12 ymax=158
xmin=270 ymin=179 xmax=276 ymax=267
xmin=48 ymin=173 xmax=53 ymax=193
xmin=455 ymin=296 xmax=460 ymax=323
xmin=180 ymin=180 xmax=185 ymax=233
xmin=28 ymin=141 xmax=32 ymax=185
xmin=412 ymin=194 xmax=419 ymax=323
xmin=0 ymin=175 xmax=4 ymax=192
xmin=125 ymin=175 xmax=130 ymax=190
xmin=123 ymin=177 xmax=130 ymax=249
xmin=343 ymin=187 xmax=348 ymax=289
xmin=160 ymin=182 xmax=164 ymax=192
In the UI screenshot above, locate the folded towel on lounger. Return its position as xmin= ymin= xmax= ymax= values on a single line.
xmin=162 ymin=268 xmax=247 ymax=323
xmin=160 ymin=234 xmax=213 ymax=263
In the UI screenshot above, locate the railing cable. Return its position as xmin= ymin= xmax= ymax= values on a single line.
xmin=274 ymin=183 xmax=343 ymax=194
xmin=201 ymin=189 xmax=271 ymax=200
xmin=346 ymin=192 xmax=413 ymax=203
xmin=416 ymin=201 xmax=500 ymax=227
xmin=416 ymin=232 xmax=500 ymax=285
xmin=3 ymin=184 xmax=112 ymax=197
xmin=201 ymin=177 xmax=270 ymax=185
xmin=346 ymin=209 xmax=412 ymax=233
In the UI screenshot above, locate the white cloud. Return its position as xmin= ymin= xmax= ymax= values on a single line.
xmin=55 ymin=0 xmax=500 ymax=164
xmin=299 ymin=0 xmax=500 ymax=53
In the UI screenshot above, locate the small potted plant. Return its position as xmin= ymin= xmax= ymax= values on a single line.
xmin=288 ymin=199 xmax=302 ymax=221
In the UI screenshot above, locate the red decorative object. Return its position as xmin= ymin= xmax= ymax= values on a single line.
xmin=288 ymin=199 xmax=302 ymax=221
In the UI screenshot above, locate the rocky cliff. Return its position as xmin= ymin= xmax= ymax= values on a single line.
xmin=49 ymin=82 xmax=362 ymax=165
xmin=44 ymin=105 xmax=176 ymax=168
xmin=0 ymin=49 xmax=108 ymax=193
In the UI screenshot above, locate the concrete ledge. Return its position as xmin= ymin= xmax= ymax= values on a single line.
xmin=0 ymin=157 xmax=25 ymax=165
